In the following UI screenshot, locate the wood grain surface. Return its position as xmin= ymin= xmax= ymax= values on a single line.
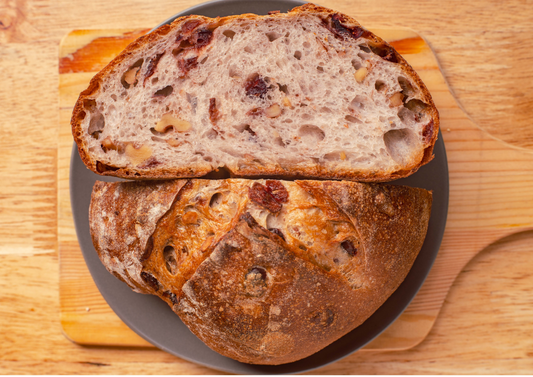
xmin=2 ymin=0 xmax=533 ymax=374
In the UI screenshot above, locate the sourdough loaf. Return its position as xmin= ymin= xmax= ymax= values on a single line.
xmin=72 ymin=4 xmax=439 ymax=182
xmin=90 ymin=178 xmax=432 ymax=364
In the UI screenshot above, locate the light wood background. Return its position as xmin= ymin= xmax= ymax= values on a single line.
xmin=2 ymin=0 xmax=533 ymax=374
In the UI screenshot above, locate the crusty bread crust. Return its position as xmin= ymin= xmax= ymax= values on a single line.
xmin=72 ymin=4 xmax=439 ymax=182
xmin=89 ymin=178 xmax=432 ymax=364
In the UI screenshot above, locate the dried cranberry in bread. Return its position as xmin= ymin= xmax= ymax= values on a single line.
xmin=72 ymin=4 xmax=439 ymax=182
xmin=90 ymin=179 xmax=432 ymax=364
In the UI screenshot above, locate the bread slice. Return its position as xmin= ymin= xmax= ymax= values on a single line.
xmin=90 ymin=178 xmax=432 ymax=364
xmin=72 ymin=4 xmax=439 ymax=182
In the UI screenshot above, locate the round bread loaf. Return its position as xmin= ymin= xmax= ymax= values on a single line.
xmin=90 ymin=178 xmax=432 ymax=364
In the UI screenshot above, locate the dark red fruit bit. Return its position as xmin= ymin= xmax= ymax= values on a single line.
xmin=140 ymin=236 xmax=154 ymax=262
xmin=191 ymin=29 xmax=213 ymax=49
xmin=177 ymin=56 xmax=198 ymax=76
xmin=209 ymin=98 xmax=220 ymax=124
xmin=162 ymin=290 xmax=178 ymax=305
xmin=265 ymin=180 xmax=289 ymax=203
xmin=244 ymin=267 xmax=268 ymax=297
xmin=245 ymin=75 xmax=268 ymax=98
xmin=249 ymin=182 xmax=282 ymax=213
xmin=328 ymin=14 xmax=366 ymax=41
xmin=369 ymin=44 xmax=398 ymax=63
xmin=341 ymin=240 xmax=358 ymax=257
xmin=144 ymin=52 xmax=164 ymax=85
xmin=422 ymin=119 xmax=434 ymax=144
xmin=96 ymin=161 xmax=119 ymax=173
xmin=140 ymin=271 xmax=160 ymax=291
xmin=268 ymin=228 xmax=286 ymax=241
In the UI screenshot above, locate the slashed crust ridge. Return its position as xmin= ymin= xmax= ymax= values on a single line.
xmin=89 ymin=178 xmax=432 ymax=364
xmin=72 ymin=4 xmax=439 ymax=182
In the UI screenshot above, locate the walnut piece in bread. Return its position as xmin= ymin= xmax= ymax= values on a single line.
xmin=90 ymin=179 xmax=432 ymax=364
xmin=72 ymin=4 xmax=439 ymax=182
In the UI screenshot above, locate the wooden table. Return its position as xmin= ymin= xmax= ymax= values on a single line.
xmin=1 ymin=0 xmax=533 ymax=374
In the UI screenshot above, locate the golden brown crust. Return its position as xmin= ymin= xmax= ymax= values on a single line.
xmin=89 ymin=179 xmax=188 ymax=292
xmin=71 ymin=4 xmax=439 ymax=182
xmin=90 ymin=178 xmax=432 ymax=364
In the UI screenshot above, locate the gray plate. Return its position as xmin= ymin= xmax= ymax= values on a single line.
xmin=70 ymin=0 xmax=449 ymax=373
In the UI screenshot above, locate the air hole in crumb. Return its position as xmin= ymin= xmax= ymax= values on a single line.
xmin=163 ymin=245 xmax=178 ymax=275
xmin=150 ymin=127 xmax=172 ymax=136
xmin=349 ymin=96 xmax=366 ymax=110
xmin=324 ymin=152 xmax=340 ymax=161
xmin=154 ymin=85 xmax=174 ymax=97
xmin=209 ymin=192 xmax=223 ymax=208
xmin=120 ymin=58 xmax=144 ymax=89
xmin=317 ymin=66 xmax=324 ymax=72
xmin=320 ymin=107 xmax=332 ymax=113
xmin=383 ymin=129 xmax=418 ymax=165
xmin=405 ymin=99 xmax=429 ymax=113
xmin=88 ymin=111 xmax=105 ymax=136
xmin=303 ymin=41 xmax=311 ymax=48
xmin=111 ymin=94 xmax=117 ymax=101
xmin=351 ymin=59 xmax=363 ymax=70
xmin=375 ymin=80 xmax=385 ymax=91
xmin=233 ymin=124 xmax=255 ymax=135
xmin=83 ymin=98 xmax=97 ymax=111
xmin=294 ymin=51 xmax=302 ymax=60
xmin=151 ymin=77 xmax=159 ymax=85
xmin=277 ymin=83 xmax=288 ymax=94
xmin=398 ymin=76 xmax=415 ymax=97
xmin=223 ymin=30 xmax=236 ymax=39
xmin=397 ymin=107 xmax=415 ymax=122
xmin=244 ymin=46 xmax=253 ymax=53
xmin=359 ymin=45 xmax=371 ymax=53
xmin=205 ymin=128 xmax=219 ymax=139
xmin=345 ymin=115 xmax=361 ymax=124
xmin=298 ymin=124 xmax=325 ymax=142
xmin=266 ymin=31 xmax=282 ymax=41
xmin=228 ymin=66 xmax=239 ymax=77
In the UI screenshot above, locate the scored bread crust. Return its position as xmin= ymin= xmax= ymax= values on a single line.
xmin=72 ymin=4 xmax=439 ymax=182
xmin=89 ymin=178 xmax=432 ymax=364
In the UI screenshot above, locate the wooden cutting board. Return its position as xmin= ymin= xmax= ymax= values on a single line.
xmin=58 ymin=28 xmax=533 ymax=352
